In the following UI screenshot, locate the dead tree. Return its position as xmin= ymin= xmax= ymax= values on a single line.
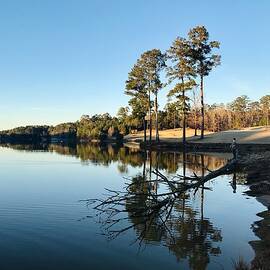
xmin=85 ymin=158 xmax=237 ymax=243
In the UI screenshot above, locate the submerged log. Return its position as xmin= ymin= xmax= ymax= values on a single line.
xmin=88 ymin=151 xmax=270 ymax=245
xmin=190 ymin=159 xmax=237 ymax=186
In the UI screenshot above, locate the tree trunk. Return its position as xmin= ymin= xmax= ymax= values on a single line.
xmin=148 ymin=90 xmax=152 ymax=143
xmin=194 ymin=110 xmax=197 ymax=136
xmin=200 ymin=75 xmax=204 ymax=139
xmin=193 ymin=89 xmax=197 ymax=136
xmin=154 ymin=92 xmax=159 ymax=142
xmin=149 ymin=149 xmax=152 ymax=182
xmin=143 ymin=118 xmax=146 ymax=143
xmin=182 ymin=77 xmax=186 ymax=146
xmin=200 ymin=154 xmax=205 ymax=221
xmin=143 ymin=151 xmax=146 ymax=178
xmin=183 ymin=150 xmax=186 ymax=182
xmin=182 ymin=149 xmax=186 ymax=218
xmin=182 ymin=90 xmax=186 ymax=146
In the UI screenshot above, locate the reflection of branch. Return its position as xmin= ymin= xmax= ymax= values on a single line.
xmin=87 ymin=159 xmax=236 ymax=244
xmin=83 ymin=158 xmax=233 ymax=268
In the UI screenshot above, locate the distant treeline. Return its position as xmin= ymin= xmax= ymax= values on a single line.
xmin=0 ymin=114 xmax=123 ymax=143
xmin=0 ymin=123 xmax=76 ymax=143
xmin=164 ymin=94 xmax=270 ymax=132
xmin=118 ymin=94 xmax=270 ymax=134
xmin=0 ymin=94 xmax=269 ymax=144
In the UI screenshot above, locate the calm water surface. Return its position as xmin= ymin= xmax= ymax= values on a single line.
xmin=0 ymin=144 xmax=266 ymax=270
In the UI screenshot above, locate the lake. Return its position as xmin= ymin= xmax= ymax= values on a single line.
xmin=0 ymin=143 xmax=267 ymax=270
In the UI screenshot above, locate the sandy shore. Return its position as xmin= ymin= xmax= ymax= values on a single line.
xmin=125 ymin=126 xmax=270 ymax=144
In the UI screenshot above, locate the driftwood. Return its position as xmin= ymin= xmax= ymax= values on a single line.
xmin=86 ymin=158 xmax=238 ymax=243
xmin=84 ymin=153 xmax=270 ymax=268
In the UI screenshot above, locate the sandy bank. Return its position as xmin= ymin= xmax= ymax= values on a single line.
xmin=125 ymin=126 xmax=270 ymax=144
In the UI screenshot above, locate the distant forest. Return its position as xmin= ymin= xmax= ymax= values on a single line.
xmin=0 ymin=94 xmax=269 ymax=143
xmin=1 ymin=25 xmax=269 ymax=143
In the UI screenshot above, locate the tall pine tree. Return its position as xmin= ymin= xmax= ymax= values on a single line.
xmin=188 ymin=26 xmax=221 ymax=139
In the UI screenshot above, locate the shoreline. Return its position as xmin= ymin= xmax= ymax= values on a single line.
xmin=124 ymin=140 xmax=270 ymax=210
xmin=124 ymin=139 xmax=270 ymax=153
xmin=124 ymin=126 xmax=270 ymax=152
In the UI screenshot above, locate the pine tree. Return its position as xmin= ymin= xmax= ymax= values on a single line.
xmin=188 ymin=26 xmax=221 ymax=139
xmin=126 ymin=49 xmax=165 ymax=143
xmin=167 ymin=37 xmax=196 ymax=145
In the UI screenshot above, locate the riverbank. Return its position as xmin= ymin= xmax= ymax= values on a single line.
xmin=124 ymin=126 xmax=270 ymax=152
xmin=227 ymin=151 xmax=270 ymax=213
xmin=125 ymin=126 xmax=270 ymax=144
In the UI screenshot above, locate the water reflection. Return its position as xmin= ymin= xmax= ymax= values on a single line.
xmin=0 ymin=143 xmax=261 ymax=269
xmin=65 ymin=145 xmax=226 ymax=270
xmin=0 ymin=143 xmax=228 ymax=174
xmin=250 ymin=210 xmax=270 ymax=269
xmin=129 ymin=152 xmax=222 ymax=269
xmin=126 ymin=174 xmax=223 ymax=269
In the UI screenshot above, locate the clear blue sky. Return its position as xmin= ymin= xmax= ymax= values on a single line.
xmin=0 ymin=0 xmax=269 ymax=130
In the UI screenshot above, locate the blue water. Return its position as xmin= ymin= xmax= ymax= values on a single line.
xmin=0 ymin=145 xmax=266 ymax=269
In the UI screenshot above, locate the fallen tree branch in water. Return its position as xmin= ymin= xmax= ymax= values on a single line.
xmin=86 ymin=158 xmax=237 ymax=243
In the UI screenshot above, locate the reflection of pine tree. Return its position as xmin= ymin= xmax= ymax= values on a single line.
xmin=166 ymin=200 xmax=222 ymax=270
xmin=126 ymin=173 xmax=165 ymax=243
xmin=70 ymin=144 xmax=233 ymax=269
xmin=4 ymin=144 xmax=228 ymax=176
xmin=125 ymin=153 xmax=223 ymax=270
xmin=126 ymin=172 xmax=222 ymax=270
